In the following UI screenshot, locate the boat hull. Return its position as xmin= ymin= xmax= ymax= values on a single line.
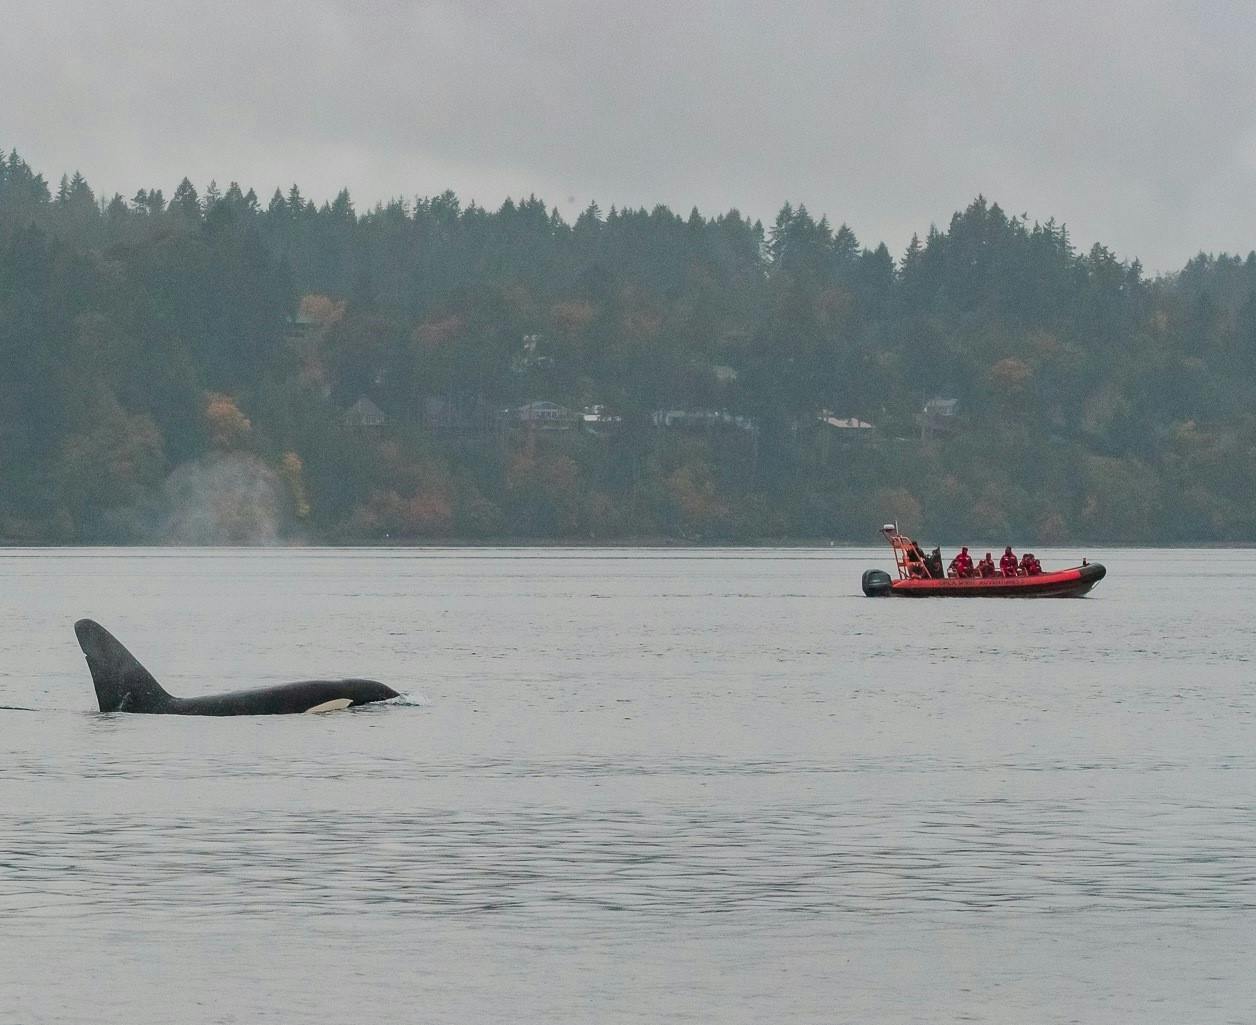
xmin=877 ymin=563 xmax=1106 ymax=597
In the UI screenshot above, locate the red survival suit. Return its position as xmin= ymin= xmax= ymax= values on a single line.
xmin=949 ymin=547 xmax=974 ymax=578
xmin=1000 ymin=548 xmax=1019 ymax=577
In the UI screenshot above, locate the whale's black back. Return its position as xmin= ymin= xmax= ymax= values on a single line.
xmin=73 ymin=619 xmax=399 ymax=715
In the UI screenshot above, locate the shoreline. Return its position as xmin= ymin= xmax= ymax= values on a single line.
xmin=1 ymin=538 xmax=1251 ymax=550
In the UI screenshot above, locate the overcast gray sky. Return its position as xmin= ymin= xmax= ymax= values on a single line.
xmin=1 ymin=0 xmax=1250 ymax=271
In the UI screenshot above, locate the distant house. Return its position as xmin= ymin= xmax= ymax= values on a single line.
xmin=920 ymin=397 xmax=959 ymax=440
xmin=286 ymin=310 xmax=320 ymax=338
xmin=342 ymin=396 xmax=387 ymax=428
xmin=508 ymin=400 xmax=578 ymax=430
xmin=818 ymin=411 xmax=875 ymax=433
xmin=652 ymin=408 xmax=758 ymax=433
xmin=712 ymin=364 xmax=739 ymax=384
xmin=511 ymin=334 xmax=556 ymax=373
xmin=581 ymin=405 xmax=623 ymax=433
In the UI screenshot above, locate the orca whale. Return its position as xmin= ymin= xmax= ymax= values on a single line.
xmin=74 ymin=619 xmax=400 ymax=715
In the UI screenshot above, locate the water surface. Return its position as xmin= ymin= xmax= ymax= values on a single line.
xmin=1 ymin=547 xmax=1253 ymax=1023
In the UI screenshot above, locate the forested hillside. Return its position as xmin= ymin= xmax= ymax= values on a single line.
xmin=3 ymin=148 xmax=1255 ymax=544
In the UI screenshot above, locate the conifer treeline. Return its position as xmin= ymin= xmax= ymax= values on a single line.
xmin=3 ymin=148 xmax=1256 ymax=543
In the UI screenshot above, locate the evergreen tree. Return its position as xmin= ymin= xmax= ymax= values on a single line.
xmin=172 ymin=177 xmax=201 ymax=218
xmin=7 ymin=149 xmax=1256 ymax=543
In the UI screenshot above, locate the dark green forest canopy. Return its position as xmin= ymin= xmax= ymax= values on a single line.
xmin=3 ymin=147 xmax=1256 ymax=544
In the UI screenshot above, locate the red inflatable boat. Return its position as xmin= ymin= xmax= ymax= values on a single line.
xmin=862 ymin=525 xmax=1105 ymax=598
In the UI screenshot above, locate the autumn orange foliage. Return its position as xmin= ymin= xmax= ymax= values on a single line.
xmin=298 ymin=293 xmax=346 ymax=326
xmin=205 ymin=393 xmax=252 ymax=450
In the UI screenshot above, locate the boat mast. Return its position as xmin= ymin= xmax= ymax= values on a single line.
xmin=881 ymin=523 xmax=916 ymax=580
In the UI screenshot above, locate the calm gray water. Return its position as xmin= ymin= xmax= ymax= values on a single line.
xmin=1 ymin=546 xmax=1254 ymax=1024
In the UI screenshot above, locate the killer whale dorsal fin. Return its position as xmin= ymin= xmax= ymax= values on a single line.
xmin=74 ymin=619 xmax=173 ymax=713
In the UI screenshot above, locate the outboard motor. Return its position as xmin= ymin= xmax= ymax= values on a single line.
xmin=861 ymin=568 xmax=893 ymax=597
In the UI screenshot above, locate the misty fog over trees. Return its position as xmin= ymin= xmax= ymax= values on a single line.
xmin=3 ymin=147 xmax=1256 ymax=544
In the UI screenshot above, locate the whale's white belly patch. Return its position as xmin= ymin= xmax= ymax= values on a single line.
xmin=304 ymin=698 xmax=353 ymax=714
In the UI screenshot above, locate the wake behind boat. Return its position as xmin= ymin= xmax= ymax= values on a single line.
xmin=861 ymin=524 xmax=1105 ymax=598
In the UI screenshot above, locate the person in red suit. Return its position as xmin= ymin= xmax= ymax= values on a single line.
xmin=949 ymin=546 xmax=974 ymax=578
xmin=1000 ymin=546 xmax=1019 ymax=577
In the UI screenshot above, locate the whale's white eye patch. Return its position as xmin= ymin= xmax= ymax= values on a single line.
xmin=304 ymin=698 xmax=353 ymax=714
